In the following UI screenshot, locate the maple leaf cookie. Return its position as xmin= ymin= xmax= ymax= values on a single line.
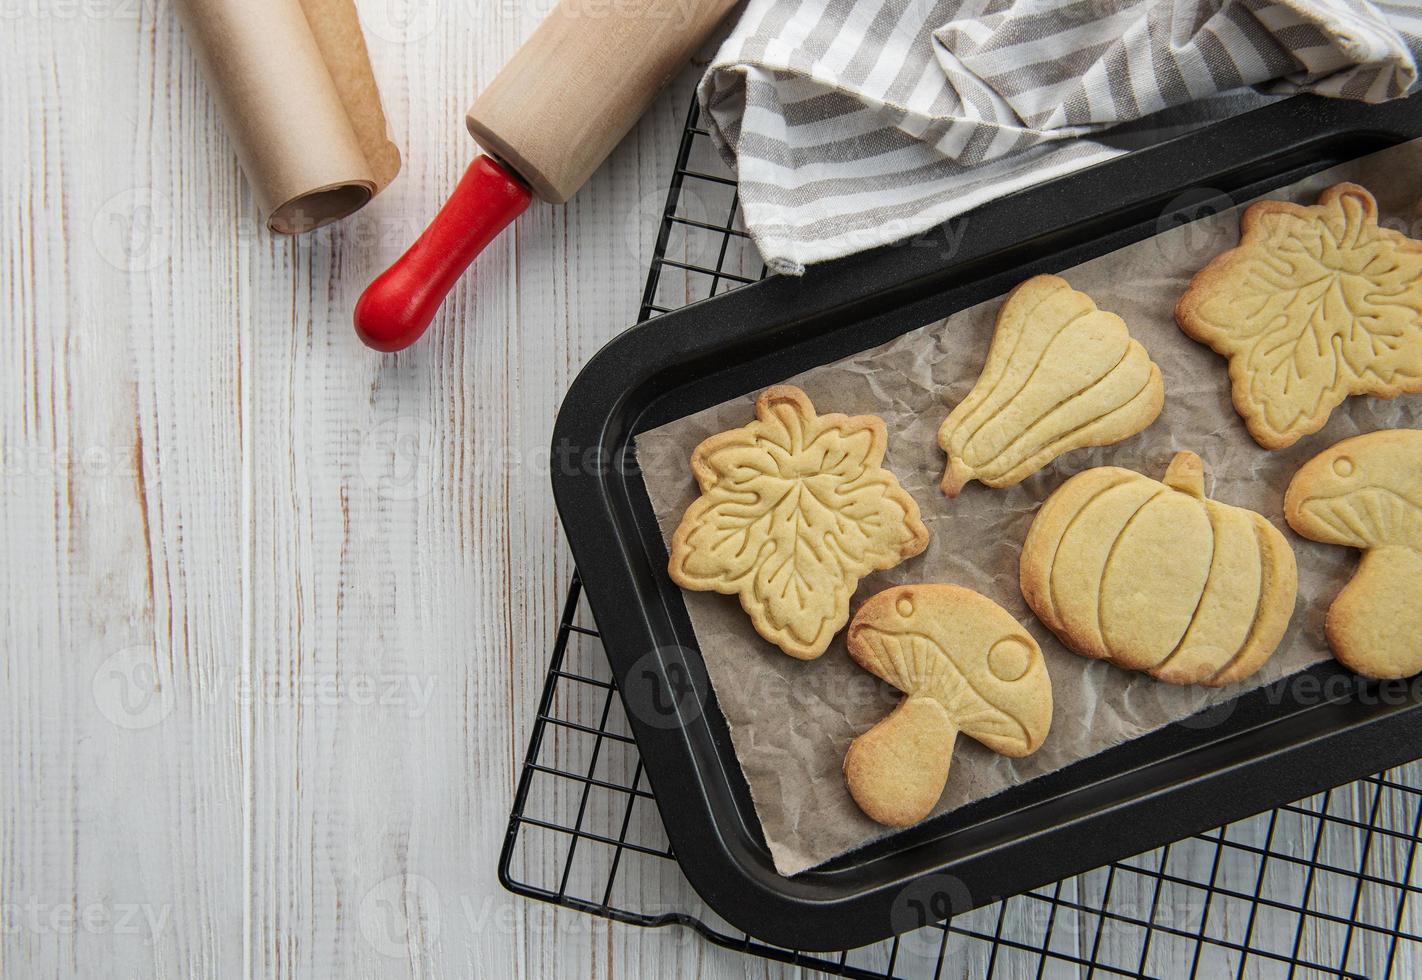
xmin=939 ymin=275 xmax=1165 ymax=496
xmin=668 ymin=386 xmax=929 ymax=660
xmin=1285 ymin=429 xmax=1422 ymax=679
xmin=844 ymin=584 xmax=1052 ymax=827
xmin=1176 ymin=183 xmax=1422 ymax=449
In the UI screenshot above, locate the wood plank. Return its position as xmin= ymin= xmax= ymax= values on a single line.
xmin=1 ymin=5 xmax=247 ymax=979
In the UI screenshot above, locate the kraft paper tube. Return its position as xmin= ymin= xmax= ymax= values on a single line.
xmin=176 ymin=0 xmax=401 ymax=233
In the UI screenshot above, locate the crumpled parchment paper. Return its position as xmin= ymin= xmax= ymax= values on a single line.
xmin=633 ymin=137 xmax=1422 ymax=877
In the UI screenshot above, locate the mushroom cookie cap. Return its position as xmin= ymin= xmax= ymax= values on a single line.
xmin=668 ymin=385 xmax=929 ymax=661
xmin=1175 ymin=183 xmax=1422 ymax=450
xmin=843 ymin=584 xmax=1052 ymax=827
xmin=938 ymin=274 xmax=1164 ymax=497
xmin=1285 ymin=429 xmax=1422 ymax=679
xmin=1021 ymin=451 xmax=1298 ymax=687
xmin=1284 ymin=429 xmax=1422 ymax=552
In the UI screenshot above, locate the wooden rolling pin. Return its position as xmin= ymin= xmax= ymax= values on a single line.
xmin=354 ymin=0 xmax=739 ymax=351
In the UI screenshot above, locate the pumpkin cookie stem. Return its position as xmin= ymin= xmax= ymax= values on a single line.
xmin=1164 ymin=451 xmax=1205 ymax=498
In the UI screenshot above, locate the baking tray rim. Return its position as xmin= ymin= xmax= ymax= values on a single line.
xmin=547 ymin=93 xmax=1422 ymax=952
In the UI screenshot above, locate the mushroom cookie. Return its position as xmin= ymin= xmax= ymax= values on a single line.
xmin=1021 ymin=451 xmax=1298 ymax=686
xmin=938 ymin=274 xmax=1164 ymax=497
xmin=669 ymin=386 xmax=929 ymax=660
xmin=1285 ymin=429 xmax=1422 ymax=679
xmin=843 ymin=585 xmax=1052 ymax=827
xmin=1176 ymin=183 xmax=1422 ymax=450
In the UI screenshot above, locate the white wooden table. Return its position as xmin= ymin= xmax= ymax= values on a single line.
xmin=3 ymin=3 xmax=1418 ymax=978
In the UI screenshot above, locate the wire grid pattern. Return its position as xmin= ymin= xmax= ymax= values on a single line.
xmin=499 ymin=99 xmax=1422 ymax=978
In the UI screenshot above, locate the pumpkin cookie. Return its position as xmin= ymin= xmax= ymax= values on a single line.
xmin=669 ymin=386 xmax=929 ymax=660
xmin=1176 ymin=183 xmax=1422 ymax=450
xmin=844 ymin=584 xmax=1052 ymax=827
xmin=938 ymin=274 xmax=1164 ymax=496
xmin=1020 ymin=451 xmax=1297 ymax=686
xmin=1285 ymin=429 xmax=1422 ymax=679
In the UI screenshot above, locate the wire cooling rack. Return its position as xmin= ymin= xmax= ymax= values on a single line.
xmin=498 ymin=98 xmax=1422 ymax=978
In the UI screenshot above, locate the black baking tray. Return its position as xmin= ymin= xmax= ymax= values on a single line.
xmin=549 ymin=93 xmax=1422 ymax=952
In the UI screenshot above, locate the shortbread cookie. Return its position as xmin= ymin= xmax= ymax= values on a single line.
xmin=1020 ymin=451 xmax=1297 ymax=686
xmin=1176 ymin=183 xmax=1422 ymax=450
xmin=1285 ymin=429 xmax=1422 ymax=679
xmin=843 ymin=584 xmax=1052 ymax=827
xmin=939 ymin=274 xmax=1164 ymax=496
xmin=669 ymin=386 xmax=929 ymax=660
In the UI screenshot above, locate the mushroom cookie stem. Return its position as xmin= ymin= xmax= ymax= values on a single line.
xmin=667 ymin=385 xmax=929 ymax=660
xmin=843 ymin=698 xmax=956 ymax=828
xmin=937 ymin=274 xmax=1164 ymax=497
xmin=843 ymin=584 xmax=1053 ymax=828
xmin=1328 ymin=548 xmax=1422 ymax=679
xmin=1020 ymin=450 xmax=1298 ymax=686
xmin=1284 ymin=429 xmax=1422 ymax=679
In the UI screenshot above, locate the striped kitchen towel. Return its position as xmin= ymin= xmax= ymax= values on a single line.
xmin=699 ymin=0 xmax=1422 ymax=275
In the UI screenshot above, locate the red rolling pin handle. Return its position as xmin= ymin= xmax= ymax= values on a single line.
xmin=354 ymin=155 xmax=531 ymax=352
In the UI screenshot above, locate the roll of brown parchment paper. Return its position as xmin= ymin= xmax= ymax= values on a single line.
xmin=176 ymin=0 xmax=401 ymax=233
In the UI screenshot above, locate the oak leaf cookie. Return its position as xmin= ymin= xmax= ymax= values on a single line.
xmin=1285 ymin=429 xmax=1422 ymax=679
xmin=1176 ymin=182 xmax=1422 ymax=450
xmin=939 ymin=274 xmax=1164 ymax=496
xmin=668 ymin=385 xmax=929 ymax=660
xmin=843 ymin=584 xmax=1052 ymax=827
xmin=1020 ymin=451 xmax=1297 ymax=686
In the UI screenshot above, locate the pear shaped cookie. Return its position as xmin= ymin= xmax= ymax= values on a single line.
xmin=1021 ymin=451 xmax=1297 ymax=686
xmin=844 ymin=585 xmax=1052 ymax=827
xmin=938 ymin=274 xmax=1164 ymax=496
xmin=1285 ymin=429 xmax=1422 ymax=679
xmin=1176 ymin=183 xmax=1422 ymax=449
xmin=669 ymin=386 xmax=929 ymax=660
